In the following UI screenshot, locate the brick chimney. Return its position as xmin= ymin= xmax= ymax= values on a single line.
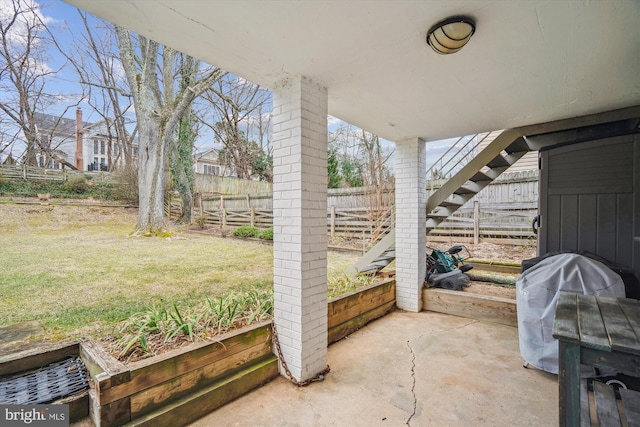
xmin=75 ymin=107 xmax=83 ymax=170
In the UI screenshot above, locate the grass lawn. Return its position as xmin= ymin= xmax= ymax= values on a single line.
xmin=0 ymin=201 xmax=361 ymax=341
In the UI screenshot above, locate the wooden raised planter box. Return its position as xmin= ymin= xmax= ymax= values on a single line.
xmin=0 ymin=281 xmax=396 ymax=426
xmin=422 ymin=288 xmax=517 ymax=327
xmin=81 ymin=278 xmax=396 ymax=426
xmin=81 ymin=321 xmax=277 ymax=427
xmin=328 ymin=278 xmax=396 ymax=344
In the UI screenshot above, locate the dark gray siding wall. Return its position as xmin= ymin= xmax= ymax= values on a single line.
xmin=538 ymin=134 xmax=639 ymax=272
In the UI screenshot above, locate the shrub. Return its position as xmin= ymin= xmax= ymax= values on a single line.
xmin=258 ymin=227 xmax=273 ymax=240
xmin=232 ymin=225 xmax=259 ymax=238
xmin=195 ymin=214 xmax=207 ymax=229
xmin=63 ymin=177 xmax=88 ymax=194
xmin=111 ymin=165 xmax=139 ymax=204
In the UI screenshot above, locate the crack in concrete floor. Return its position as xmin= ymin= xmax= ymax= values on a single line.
xmin=405 ymin=339 xmax=417 ymax=426
xmin=404 ymin=319 xmax=478 ymax=425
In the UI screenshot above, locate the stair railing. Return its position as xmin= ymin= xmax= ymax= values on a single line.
xmin=427 ymin=132 xmax=497 ymax=179
xmin=426 ymin=131 xmax=503 ymax=192
xmin=367 ymin=205 xmax=395 ymax=247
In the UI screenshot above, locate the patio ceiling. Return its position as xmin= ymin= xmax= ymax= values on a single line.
xmin=67 ymin=0 xmax=640 ymax=142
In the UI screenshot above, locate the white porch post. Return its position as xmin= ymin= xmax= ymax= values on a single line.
xmin=272 ymin=76 xmax=328 ymax=382
xmin=395 ymin=137 xmax=426 ymax=312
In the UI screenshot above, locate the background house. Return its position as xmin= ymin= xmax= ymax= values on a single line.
xmin=33 ymin=109 xmax=135 ymax=171
xmin=193 ymin=148 xmax=224 ymax=176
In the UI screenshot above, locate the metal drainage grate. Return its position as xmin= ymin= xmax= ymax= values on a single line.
xmin=0 ymin=357 xmax=89 ymax=405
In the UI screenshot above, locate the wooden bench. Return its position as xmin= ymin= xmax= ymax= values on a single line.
xmin=582 ymin=380 xmax=640 ymax=426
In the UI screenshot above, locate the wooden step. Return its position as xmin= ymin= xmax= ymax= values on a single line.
xmin=439 ymin=200 xmax=463 ymax=209
xmin=504 ymin=151 xmax=529 ymax=165
xmin=427 ymin=213 xmax=450 ymax=221
xmin=430 ymin=204 xmax=458 ymax=215
xmin=454 ymin=181 xmax=484 ymax=195
xmin=469 ymin=171 xmax=493 ymax=184
xmin=486 ymin=154 xmax=511 ymax=169
xmin=444 ymin=194 xmax=470 ymax=206
xmin=484 ymin=165 xmax=510 ymax=176
xmin=453 ymin=186 xmax=476 ymax=195
xmin=504 ymin=136 xmax=530 ymax=154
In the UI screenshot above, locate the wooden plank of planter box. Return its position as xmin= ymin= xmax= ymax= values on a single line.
xmin=328 ymin=300 xmax=396 ymax=344
xmin=99 ymin=321 xmax=271 ymax=405
xmin=0 ymin=340 xmax=79 ymax=376
xmin=54 ymin=391 xmax=89 ymax=423
xmin=127 ymin=356 xmax=279 ymax=427
xmin=80 ymin=339 xmax=130 ymax=386
xmin=422 ymin=288 xmax=517 ymax=328
xmin=129 ymin=336 xmax=273 ymax=418
xmin=328 ymin=280 xmax=395 ymax=329
xmin=89 ymin=389 xmax=131 ymax=427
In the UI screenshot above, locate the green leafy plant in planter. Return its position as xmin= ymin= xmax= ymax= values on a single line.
xmin=114 ymin=289 xmax=274 ymax=361
xmin=327 ymin=273 xmax=376 ymax=299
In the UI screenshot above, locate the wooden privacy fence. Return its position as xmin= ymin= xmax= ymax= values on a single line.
xmin=0 ymin=164 xmax=108 ymax=182
xmin=201 ymin=208 xmax=274 ymax=229
xmin=429 ymin=201 xmax=537 ymax=245
xmin=193 ymin=200 xmax=536 ymax=244
xmin=191 ymin=170 xmax=539 ymax=243
xmin=197 ymin=203 xmax=392 ymax=238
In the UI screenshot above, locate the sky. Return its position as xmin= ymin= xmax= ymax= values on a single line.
xmin=0 ymin=0 xmax=461 ymax=170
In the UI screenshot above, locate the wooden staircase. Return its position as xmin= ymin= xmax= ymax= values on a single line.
xmin=349 ymin=129 xmax=532 ymax=275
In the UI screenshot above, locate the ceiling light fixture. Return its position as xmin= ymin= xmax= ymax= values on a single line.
xmin=427 ymin=16 xmax=475 ymax=55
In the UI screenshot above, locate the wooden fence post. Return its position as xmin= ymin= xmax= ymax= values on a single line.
xmin=195 ymin=192 xmax=203 ymax=215
xmin=220 ymin=195 xmax=226 ymax=228
xmin=330 ymin=206 xmax=336 ymax=238
xmin=473 ymin=201 xmax=480 ymax=245
xmin=250 ymin=207 xmax=255 ymax=227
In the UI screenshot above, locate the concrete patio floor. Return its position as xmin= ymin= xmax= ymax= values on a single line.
xmin=190 ymin=310 xmax=557 ymax=427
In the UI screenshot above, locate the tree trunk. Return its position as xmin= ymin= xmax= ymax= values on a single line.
xmin=136 ymin=117 xmax=166 ymax=232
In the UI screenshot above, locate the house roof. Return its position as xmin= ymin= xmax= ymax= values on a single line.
xmin=194 ymin=148 xmax=220 ymax=161
xmin=67 ymin=1 xmax=640 ymax=142
xmin=33 ymin=112 xmax=90 ymax=136
xmin=34 ymin=112 xmax=127 ymax=141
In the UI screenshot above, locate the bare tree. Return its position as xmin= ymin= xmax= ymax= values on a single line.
xmin=0 ymin=0 xmax=67 ymax=165
xmin=328 ymin=123 xmax=394 ymax=240
xmin=115 ymin=27 xmax=225 ymax=232
xmin=357 ymin=129 xmax=394 ymax=239
xmin=197 ymin=76 xmax=272 ymax=181
xmin=47 ymin=10 xmax=137 ymax=171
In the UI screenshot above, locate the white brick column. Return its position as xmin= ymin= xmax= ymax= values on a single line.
xmin=272 ymin=76 xmax=328 ymax=382
xmin=395 ymin=137 xmax=426 ymax=312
